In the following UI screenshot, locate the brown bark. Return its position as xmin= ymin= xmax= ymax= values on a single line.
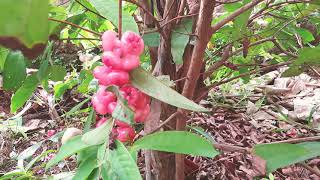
xmin=152 ymin=0 xmax=179 ymax=179
xmin=175 ymin=0 xmax=215 ymax=179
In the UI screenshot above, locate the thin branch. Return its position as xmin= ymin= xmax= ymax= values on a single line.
xmin=265 ymin=135 xmax=320 ymax=144
xmin=272 ymin=38 xmax=298 ymax=58
xmin=213 ymin=143 xmax=250 ymax=153
xmin=124 ymin=0 xmax=165 ymax=38
xmin=75 ymin=0 xmax=106 ymax=19
xmin=203 ymin=44 xmax=232 ymax=79
xmin=60 ymin=38 xmax=100 ymax=41
xmin=196 ymin=61 xmax=292 ymax=102
xmin=48 ymin=18 xmax=101 ymax=36
xmin=160 ymin=13 xmax=199 ymax=28
xmin=300 ymin=163 xmax=320 ymax=177
xmin=211 ymin=0 xmax=264 ymax=34
xmin=147 ymin=112 xmax=181 ymax=135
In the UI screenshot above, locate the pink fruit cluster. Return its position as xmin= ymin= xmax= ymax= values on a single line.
xmin=92 ymin=30 xmax=149 ymax=143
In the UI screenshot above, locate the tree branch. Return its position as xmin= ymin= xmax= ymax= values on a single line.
xmin=176 ymin=0 xmax=215 ymax=179
xmin=211 ymin=0 xmax=264 ymax=34
xmin=48 ymin=18 xmax=101 ymax=36
xmin=75 ymin=0 xmax=106 ymax=19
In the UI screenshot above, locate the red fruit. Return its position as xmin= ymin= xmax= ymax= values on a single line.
xmin=134 ymin=104 xmax=150 ymax=123
xmin=92 ymin=95 xmax=108 ymax=115
xmin=97 ymin=86 xmax=117 ymax=105
xmin=92 ymin=86 xmax=116 ymax=115
xmin=47 ymin=130 xmax=56 ymax=138
xmin=96 ymin=117 xmax=108 ymax=128
xmin=107 ymin=101 xmax=117 ymax=114
xmin=102 ymin=30 xmax=118 ymax=51
xmin=102 ymin=52 xmax=139 ymax=71
xmin=120 ymin=85 xmax=150 ymax=109
xmin=93 ymin=66 xmax=129 ymax=86
xmin=122 ymin=55 xmax=140 ymax=71
xmin=115 ymin=120 xmax=130 ymax=127
xmin=121 ymin=31 xmax=144 ymax=56
xmin=116 ymin=126 xmax=136 ymax=142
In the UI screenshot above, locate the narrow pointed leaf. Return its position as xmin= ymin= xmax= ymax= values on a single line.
xmin=130 ymin=67 xmax=209 ymax=112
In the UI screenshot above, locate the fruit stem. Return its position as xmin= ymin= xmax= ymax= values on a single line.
xmin=118 ymin=0 xmax=123 ymax=38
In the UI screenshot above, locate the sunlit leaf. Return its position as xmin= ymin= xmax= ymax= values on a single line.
xmin=131 ymin=131 xmax=218 ymax=157
xmin=89 ymin=0 xmax=138 ymax=33
xmin=10 ymin=74 xmax=38 ymax=113
xmin=3 ymin=51 xmax=26 ymax=91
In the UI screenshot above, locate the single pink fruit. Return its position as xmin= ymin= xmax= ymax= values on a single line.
xmin=96 ymin=87 xmax=117 ymax=107
xmin=120 ymin=85 xmax=150 ymax=109
xmin=107 ymin=101 xmax=117 ymax=114
xmin=122 ymin=55 xmax=140 ymax=71
xmin=102 ymin=51 xmax=122 ymax=69
xmin=102 ymin=52 xmax=139 ymax=71
xmin=92 ymin=95 xmax=108 ymax=115
xmin=92 ymin=86 xmax=116 ymax=115
xmin=121 ymin=31 xmax=144 ymax=56
xmin=134 ymin=104 xmax=150 ymax=123
xmin=96 ymin=117 xmax=108 ymax=128
xmin=112 ymin=39 xmax=128 ymax=58
xmin=102 ymin=30 xmax=118 ymax=51
xmin=115 ymin=120 xmax=130 ymax=127
xmin=116 ymin=126 xmax=136 ymax=142
xmin=93 ymin=66 xmax=129 ymax=86
xmin=47 ymin=130 xmax=56 ymax=138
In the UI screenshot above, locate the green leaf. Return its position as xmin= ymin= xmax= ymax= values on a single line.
xmin=0 ymin=0 xmax=48 ymax=59
xmin=231 ymin=0 xmax=252 ymax=41
xmin=84 ymin=108 xmax=96 ymax=133
xmin=253 ymin=143 xmax=310 ymax=172
xmin=54 ymin=79 xmax=78 ymax=99
xmin=142 ymin=32 xmax=160 ymax=47
xmin=46 ymin=136 xmax=91 ymax=169
xmin=64 ymin=98 xmax=90 ymax=118
xmin=89 ymin=0 xmax=138 ymax=33
xmin=110 ymin=140 xmax=142 ymax=180
xmin=295 ymin=28 xmax=315 ymax=43
xmin=171 ymin=18 xmax=193 ymax=64
xmin=0 ymin=48 xmax=9 ymax=73
xmin=25 ymin=149 xmax=55 ymax=171
xmin=101 ymin=162 xmax=118 ymax=180
xmin=3 ymin=51 xmax=26 ymax=91
xmin=107 ymin=86 xmax=135 ymax=125
xmin=282 ymin=47 xmax=320 ymax=77
xmin=294 ymin=47 xmax=320 ymax=65
xmin=10 ymin=74 xmax=38 ymax=113
xmin=72 ymin=154 xmax=97 ymax=180
xmin=82 ymin=119 xmax=113 ymax=146
xmin=17 ymin=141 xmax=43 ymax=160
xmin=78 ymin=70 xmax=94 ymax=93
xmin=296 ymin=142 xmax=320 ymax=161
xmin=37 ymin=58 xmax=49 ymax=82
xmin=130 ymin=67 xmax=209 ymax=112
xmin=48 ymin=65 xmax=67 ymax=81
xmin=131 ymin=131 xmax=218 ymax=157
